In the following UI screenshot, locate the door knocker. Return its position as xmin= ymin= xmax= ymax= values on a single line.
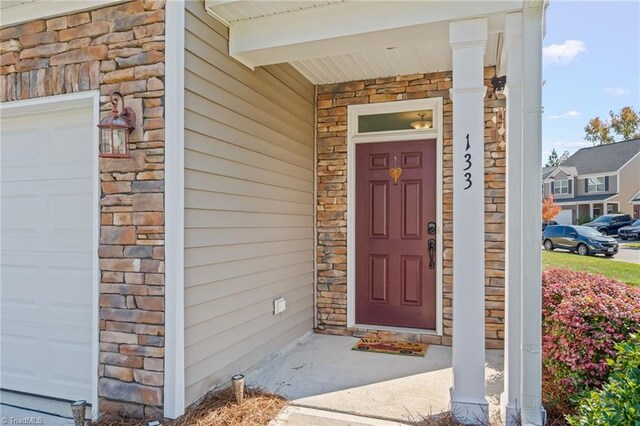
xmin=389 ymin=156 xmax=402 ymax=184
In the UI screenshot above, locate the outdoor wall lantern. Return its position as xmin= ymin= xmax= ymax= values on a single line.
xmin=98 ymin=91 xmax=136 ymax=157
xmin=488 ymin=74 xmax=507 ymax=98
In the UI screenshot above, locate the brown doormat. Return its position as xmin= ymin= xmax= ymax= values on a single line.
xmin=352 ymin=338 xmax=428 ymax=357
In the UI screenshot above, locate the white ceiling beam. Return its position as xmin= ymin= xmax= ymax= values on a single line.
xmin=224 ymin=1 xmax=523 ymax=69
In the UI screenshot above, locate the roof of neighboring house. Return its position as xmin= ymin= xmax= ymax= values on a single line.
xmin=554 ymin=193 xmax=619 ymax=204
xmin=560 ymin=139 xmax=640 ymax=175
xmin=631 ymin=190 xmax=640 ymax=204
xmin=542 ymin=167 xmax=556 ymax=179
xmin=544 ymin=165 xmax=578 ymax=180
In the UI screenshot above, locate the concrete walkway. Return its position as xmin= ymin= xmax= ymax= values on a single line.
xmin=248 ymin=334 xmax=504 ymax=424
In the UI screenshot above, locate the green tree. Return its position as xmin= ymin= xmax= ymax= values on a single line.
xmin=584 ymin=106 xmax=640 ymax=145
xmin=546 ymin=149 xmax=559 ymax=167
xmin=545 ymin=149 xmax=570 ymax=167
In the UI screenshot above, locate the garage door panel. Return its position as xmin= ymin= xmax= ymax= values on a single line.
xmin=1 ymin=324 xmax=92 ymax=401
xmin=2 ymin=253 xmax=92 ymax=321
xmin=49 ymin=191 xmax=93 ymax=234
xmin=1 ymin=116 xmax=92 ymax=182
xmin=47 ymin=266 xmax=93 ymax=318
xmin=0 ymin=127 xmax=42 ymax=170
xmin=1 ymin=104 xmax=95 ymax=403
xmin=0 ymin=264 xmax=39 ymax=308
xmin=555 ymin=209 xmax=573 ymax=225
xmin=48 ymin=124 xmax=94 ymax=164
xmin=1 ymin=195 xmax=39 ymax=233
xmin=2 ymin=182 xmax=92 ymax=252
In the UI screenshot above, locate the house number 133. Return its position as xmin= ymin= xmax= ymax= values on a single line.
xmin=463 ymin=133 xmax=472 ymax=190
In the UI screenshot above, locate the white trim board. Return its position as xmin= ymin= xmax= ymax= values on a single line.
xmin=163 ymin=0 xmax=186 ymax=419
xmin=0 ymin=0 xmax=127 ymax=28
xmin=0 ymin=90 xmax=101 ymax=418
xmin=346 ymin=98 xmax=444 ymax=336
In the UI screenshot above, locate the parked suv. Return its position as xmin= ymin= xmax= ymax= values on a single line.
xmin=582 ymin=214 xmax=633 ymax=236
xmin=619 ymin=219 xmax=640 ymax=240
xmin=543 ymin=225 xmax=618 ymax=257
xmin=542 ymin=220 xmax=557 ymax=232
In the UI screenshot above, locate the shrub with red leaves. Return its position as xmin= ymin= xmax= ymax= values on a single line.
xmin=542 ymin=268 xmax=640 ymax=412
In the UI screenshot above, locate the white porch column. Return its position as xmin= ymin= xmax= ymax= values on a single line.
xmin=449 ymin=18 xmax=489 ymax=424
xmin=521 ymin=1 xmax=545 ymax=425
xmin=590 ymin=203 xmax=594 ymax=218
xmin=502 ymin=11 xmax=523 ymax=426
xmin=603 ymin=202 xmax=608 ymax=215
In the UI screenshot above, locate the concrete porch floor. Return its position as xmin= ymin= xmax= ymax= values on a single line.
xmin=247 ymin=334 xmax=505 ymax=424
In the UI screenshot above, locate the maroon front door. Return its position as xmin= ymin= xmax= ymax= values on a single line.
xmin=355 ymin=140 xmax=437 ymax=329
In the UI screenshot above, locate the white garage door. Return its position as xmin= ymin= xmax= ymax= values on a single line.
xmin=1 ymin=104 xmax=95 ymax=402
xmin=555 ymin=209 xmax=573 ymax=225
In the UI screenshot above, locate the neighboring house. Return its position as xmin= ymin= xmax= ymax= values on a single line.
xmin=632 ymin=190 xmax=640 ymax=218
xmin=0 ymin=1 xmax=547 ymax=425
xmin=542 ymin=139 xmax=640 ymax=224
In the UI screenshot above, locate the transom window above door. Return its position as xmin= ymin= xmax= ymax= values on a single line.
xmin=553 ymin=179 xmax=569 ymax=195
xmin=349 ymin=99 xmax=441 ymax=140
xmin=358 ymin=110 xmax=434 ymax=133
xmin=588 ymin=176 xmax=605 ymax=192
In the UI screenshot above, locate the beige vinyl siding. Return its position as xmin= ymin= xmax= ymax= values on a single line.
xmin=183 ymin=1 xmax=315 ymax=405
xmin=613 ymin=153 xmax=640 ymax=215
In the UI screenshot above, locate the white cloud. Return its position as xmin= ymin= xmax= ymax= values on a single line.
xmin=543 ymin=40 xmax=587 ymax=65
xmin=603 ymin=86 xmax=629 ymax=96
xmin=547 ymin=110 xmax=581 ymax=119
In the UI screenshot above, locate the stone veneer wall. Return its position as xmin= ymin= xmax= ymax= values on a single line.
xmin=0 ymin=0 xmax=166 ymax=417
xmin=315 ymin=67 xmax=506 ymax=349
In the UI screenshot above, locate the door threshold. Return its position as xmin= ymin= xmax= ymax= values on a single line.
xmin=352 ymin=323 xmax=439 ymax=335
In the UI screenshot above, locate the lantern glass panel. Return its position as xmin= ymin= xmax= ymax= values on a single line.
xmin=113 ymin=128 xmax=128 ymax=155
xmin=100 ymin=128 xmax=112 ymax=154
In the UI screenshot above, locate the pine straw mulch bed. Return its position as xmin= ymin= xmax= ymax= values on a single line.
xmin=90 ymin=387 xmax=287 ymax=426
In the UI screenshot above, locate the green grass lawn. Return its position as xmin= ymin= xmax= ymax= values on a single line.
xmin=622 ymin=242 xmax=640 ymax=249
xmin=543 ymin=250 xmax=640 ymax=286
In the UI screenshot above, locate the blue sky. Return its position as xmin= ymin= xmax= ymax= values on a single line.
xmin=542 ymin=0 xmax=640 ymax=161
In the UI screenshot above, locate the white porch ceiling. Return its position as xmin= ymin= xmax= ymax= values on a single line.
xmin=205 ymin=0 xmax=344 ymax=24
xmin=290 ymin=31 xmax=501 ymax=84
xmin=206 ymin=0 xmax=517 ymax=85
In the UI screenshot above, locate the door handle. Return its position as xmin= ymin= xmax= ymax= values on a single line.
xmin=428 ymin=239 xmax=436 ymax=269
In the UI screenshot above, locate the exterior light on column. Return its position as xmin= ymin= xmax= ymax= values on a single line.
xmin=98 ymin=91 xmax=136 ymax=157
xmin=489 ymin=74 xmax=507 ymax=99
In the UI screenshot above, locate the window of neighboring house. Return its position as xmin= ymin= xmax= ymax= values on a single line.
xmin=554 ymin=179 xmax=569 ymax=195
xmin=607 ymin=204 xmax=615 ymax=214
xmin=588 ymin=177 xmax=605 ymax=192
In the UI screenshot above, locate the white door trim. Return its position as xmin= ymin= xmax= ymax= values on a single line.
xmin=164 ymin=0 xmax=186 ymax=419
xmin=346 ymin=97 xmax=444 ymax=336
xmin=0 ymin=90 xmax=101 ymax=416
